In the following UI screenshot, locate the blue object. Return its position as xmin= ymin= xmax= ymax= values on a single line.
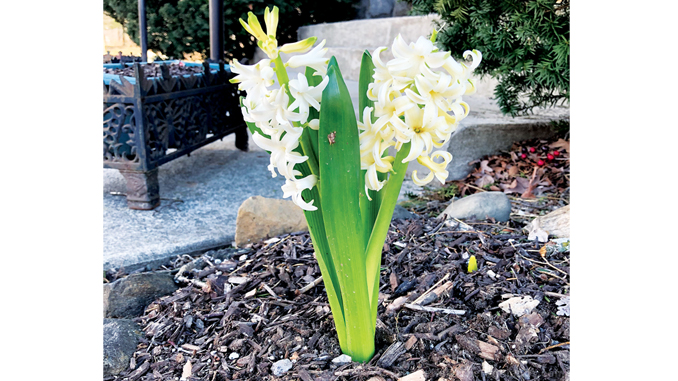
xmin=103 ymin=60 xmax=231 ymax=85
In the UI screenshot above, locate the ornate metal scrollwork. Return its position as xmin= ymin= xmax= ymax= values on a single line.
xmin=103 ymin=61 xmax=247 ymax=209
xmin=103 ymin=103 xmax=139 ymax=164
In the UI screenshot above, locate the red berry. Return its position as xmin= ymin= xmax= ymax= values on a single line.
xmin=537 ymin=160 xmax=545 ymax=166
xmin=553 ymin=150 xmax=561 ymax=157
xmin=520 ymin=153 xmax=527 ymax=159
xmin=547 ymin=154 xmax=555 ymax=161
xmin=529 ymin=147 xmax=536 ymax=153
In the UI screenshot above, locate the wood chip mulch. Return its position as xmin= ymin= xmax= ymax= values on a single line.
xmin=107 ymin=214 xmax=570 ymax=381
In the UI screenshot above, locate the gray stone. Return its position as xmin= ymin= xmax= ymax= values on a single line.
xmin=439 ymin=192 xmax=512 ymax=222
xmin=104 ymin=271 xmax=178 ymax=318
xmin=104 ymin=318 xmax=143 ymax=377
xmin=234 ymin=196 xmax=308 ymax=248
xmin=392 ymin=204 xmax=417 ymax=220
xmin=271 ymin=359 xmax=294 ymax=376
xmin=332 ymin=354 xmax=352 ymax=365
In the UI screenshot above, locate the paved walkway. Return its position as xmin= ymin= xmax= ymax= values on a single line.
xmin=103 ymin=79 xmax=568 ymax=271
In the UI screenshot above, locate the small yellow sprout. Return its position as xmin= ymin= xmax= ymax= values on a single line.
xmin=468 ymin=255 xmax=478 ymax=273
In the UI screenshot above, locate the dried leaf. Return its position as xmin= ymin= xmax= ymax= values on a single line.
xmin=508 ymin=165 xmax=519 ymax=177
xmin=556 ymin=296 xmax=570 ymax=316
xmin=502 ymin=177 xmax=530 ymax=194
xmin=499 ymin=296 xmax=540 ymax=317
xmin=475 ymin=174 xmax=494 ymax=188
xmin=549 ymin=138 xmax=570 ymax=152
xmin=480 ymin=160 xmax=494 ymax=173
xmin=180 ymin=360 xmax=192 ymax=381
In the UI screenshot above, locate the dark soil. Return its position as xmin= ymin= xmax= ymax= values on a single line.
xmin=104 ymin=62 xmax=205 ymax=78
xmin=106 ymin=134 xmax=570 ymax=381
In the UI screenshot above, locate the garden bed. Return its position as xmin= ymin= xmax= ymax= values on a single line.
xmin=106 ymin=223 xmax=569 ymax=381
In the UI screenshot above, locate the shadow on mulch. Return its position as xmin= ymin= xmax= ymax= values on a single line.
xmin=107 ymin=213 xmax=570 ymax=381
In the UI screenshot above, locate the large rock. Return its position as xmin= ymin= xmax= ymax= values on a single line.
xmin=439 ymin=192 xmax=512 ymax=222
xmin=104 ymin=271 xmax=178 ymax=318
xmin=526 ymin=205 xmax=570 ymax=242
xmin=104 ymin=318 xmax=143 ymax=377
xmin=234 ymin=196 xmax=308 ymax=247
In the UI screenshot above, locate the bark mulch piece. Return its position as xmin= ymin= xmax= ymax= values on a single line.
xmin=107 ymin=217 xmax=570 ymax=381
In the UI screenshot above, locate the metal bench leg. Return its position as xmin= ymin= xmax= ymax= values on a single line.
xmin=235 ymin=126 xmax=249 ymax=152
xmin=119 ymin=169 xmax=160 ymax=210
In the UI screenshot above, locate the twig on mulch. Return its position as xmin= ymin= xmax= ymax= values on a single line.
xmin=298 ymin=276 xmax=323 ymax=294
xmin=539 ymin=341 xmax=571 ymax=354
xmin=403 ymin=303 xmax=466 ymax=315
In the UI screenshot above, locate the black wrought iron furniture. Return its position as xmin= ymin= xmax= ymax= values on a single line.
xmin=103 ymin=61 xmax=248 ymax=210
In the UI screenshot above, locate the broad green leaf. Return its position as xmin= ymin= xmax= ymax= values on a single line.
xmin=295 ymin=161 xmax=347 ymax=349
xmin=318 ymin=60 xmax=374 ymax=362
xmin=364 ymin=143 xmax=411 ymax=324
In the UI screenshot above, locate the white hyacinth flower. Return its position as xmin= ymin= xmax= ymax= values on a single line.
xmin=250 ymin=87 xmax=302 ymax=126
xmin=282 ymin=169 xmax=319 ymax=211
xmin=411 ymin=151 xmax=453 ymax=186
xmin=229 ymin=59 xmax=274 ymax=101
xmin=358 ymin=108 xmax=394 ymax=199
xmin=387 ymin=35 xmax=450 ymax=82
xmin=286 ymin=39 xmax=330 ymax=76
xmin=288 ymin=73 xmax=329 ymax=124
xmin=400 ymin=103 xmax=448 ymax=163
xmin=251 ymin=125 xmax=306 ymax=178
xmin=404 ymin=70 xmax=466 ymax=111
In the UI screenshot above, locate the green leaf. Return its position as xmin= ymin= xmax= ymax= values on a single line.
xmin=364 ymin=142 xmax=410 ymax=324
xmin=295 ymin=161 xmax=347 ymax=349
xmin=318 ymin=60 xmax=374 ymax=362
